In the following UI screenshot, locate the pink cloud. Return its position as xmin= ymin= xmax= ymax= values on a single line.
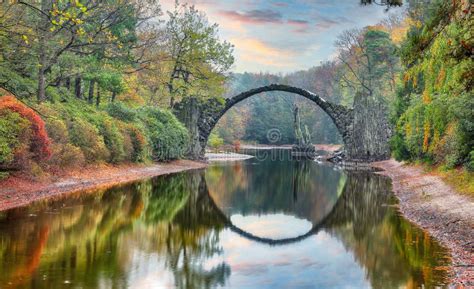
xmin=218 ymin=9 xmax=283 ymax=24
xmin=287 ymin=19 xmax=311 ymax=33
xmin=272 ymin=2 xmax=289 ymax=7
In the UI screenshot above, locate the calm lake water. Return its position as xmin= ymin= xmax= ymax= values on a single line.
xmin=0 ymin=150 xmax=450 ymax=289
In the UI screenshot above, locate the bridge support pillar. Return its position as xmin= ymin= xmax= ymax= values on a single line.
xmin=174 ymin=97 xmax=226 ymax=160
xmin=174 ymin=98 xmax=205 ymax=160
xmin=345 ymin=92 xmax=392 ymax=162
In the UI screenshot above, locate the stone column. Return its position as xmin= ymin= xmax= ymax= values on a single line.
xmin=174 ymin=98 xmax=204 ymax=160
xmin=346 ymin=92 xmax=392 ymax=162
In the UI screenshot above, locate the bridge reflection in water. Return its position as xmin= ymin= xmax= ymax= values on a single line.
xmin=205 ymin=158 xmax=347 ymax=246
xmin=0 ymin=151 xmax=450 ymax=289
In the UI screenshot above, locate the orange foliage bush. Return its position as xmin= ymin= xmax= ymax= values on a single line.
xmin=0 ymin=96 xmax=51 ymax=161
xmin=118 ymin=123 xmax=134 ymax=162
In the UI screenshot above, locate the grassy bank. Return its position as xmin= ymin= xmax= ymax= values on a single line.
xmin=432 ymin=167 xmax=474 ymax=197
xmin=0 ymin=95 xmax=189 ymax=181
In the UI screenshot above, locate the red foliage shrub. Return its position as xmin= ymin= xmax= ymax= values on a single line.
xmin=0 ymin=96 xmax=51 ymax=161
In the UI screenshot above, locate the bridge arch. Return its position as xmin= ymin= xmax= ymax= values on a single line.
xmin=175 ymin=83 xmax=392 ymax=161
xmin=175 ymin=84 xmax=354 ymax=159
xmin=218 ymin=84 xmax=353 ymax=137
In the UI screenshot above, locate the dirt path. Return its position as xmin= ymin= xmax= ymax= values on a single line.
xmin=0 ymin=160 xmax=207 ymax=212
xmin=372 ymin=159 xmax=474 ymax=287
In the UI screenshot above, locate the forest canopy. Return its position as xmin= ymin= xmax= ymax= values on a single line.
xmin=0 ymin=0 xmax=233 ymax=176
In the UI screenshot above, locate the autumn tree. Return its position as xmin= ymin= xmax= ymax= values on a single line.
xmin=163 ymin=2 xmax=234 ymax=108
xmin=335 ymin=27 xmax=398 ymax=98
xmin=0 ymin=0 xmax=160 ymax=102
xmin=391 ymin=0 xmax=473 ymax=168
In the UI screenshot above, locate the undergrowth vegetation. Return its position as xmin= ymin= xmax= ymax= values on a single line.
xmin=0 ymin=95 xmax=189 ymax=178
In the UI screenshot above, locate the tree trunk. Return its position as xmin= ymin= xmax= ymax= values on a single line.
xmin=148 ymin=87 xmax=158 ymax=105
xmin=168 ymin=79 xmax=175 ymax=108
xmin=169 ymin=96 xmax=175 ymax=109
xmin=37 ymin=67 xmax=46 ymax=102
xmin=96 ymin=87 xmax=100 ymax=107
xmin=65 ymin=77 xmax=71 ymax=90
xmin=36 ymin=0 xmax=50 ymax=102
xmin=74 ymin=77 xmax=82 ymax=99
xmin=88 ymin=80 xmax=95 ymax=104
xmin=111 ymin=91 xmax=116 ymax=102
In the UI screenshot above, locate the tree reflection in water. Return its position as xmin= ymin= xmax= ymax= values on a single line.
xmin=326 ymin=172 xmax=450 ymax=288
xmin=0 ymin=156 xmax=449 ymax=289
xmin=0 ymin=172 xmax=229 ymax=289
xmin=149 ymin=173 xmax=230 ymax=289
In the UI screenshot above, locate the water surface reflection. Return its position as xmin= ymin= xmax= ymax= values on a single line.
xmin=0 ymin=150 xmax=450 ymax=288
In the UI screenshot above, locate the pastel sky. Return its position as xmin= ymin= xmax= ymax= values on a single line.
xmin=160 ymin=0 xmax=404 ymax=73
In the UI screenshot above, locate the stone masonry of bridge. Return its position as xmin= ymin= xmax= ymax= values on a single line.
xmin=174 ymin=84 xmax=391 ymax=162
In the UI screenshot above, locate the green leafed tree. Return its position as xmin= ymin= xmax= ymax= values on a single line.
xmin=0 ymin=0 xmax=160 ymax=102
xmin=335 ymin=27 xmax=399 ymax=99
xmin=164 ymin=1 xmax=234 ymax=108
xmin=391 ymin=0 xmax=473 ymax=169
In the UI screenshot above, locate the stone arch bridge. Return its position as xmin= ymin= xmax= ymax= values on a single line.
xmin=174 ymin=84 xmax=391 ymax=162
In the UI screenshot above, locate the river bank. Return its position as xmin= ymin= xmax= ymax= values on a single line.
xmin=372 ymin=159 xmax=474 ymax=287
xmin=0 ymin=160 xmax=207 ymax=212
